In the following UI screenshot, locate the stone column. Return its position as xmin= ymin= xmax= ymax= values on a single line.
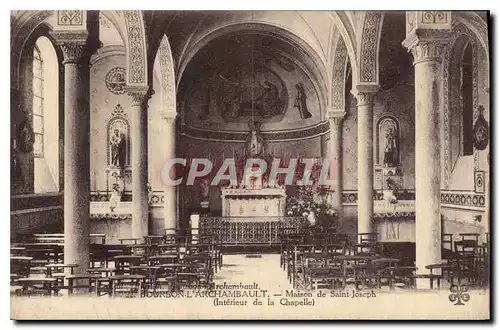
xmin=352 ymin=86 xmax=379 ymax=238
xmin=326 ymin=110 xmax=346 ymax=220
xmin=403 ymin=34 xmax=448 ymax=288
xmin=59 ymin=39 xmax=91 ymax=274
xmin=161 ymin=112 xmax=177 ymax=231
xmin=127 ymin=86 xmax=153 ymax=240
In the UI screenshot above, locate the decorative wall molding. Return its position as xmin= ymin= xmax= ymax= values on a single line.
xmin=359 ymin=12 xmax=383 ymax=83
xmin=181 ymin=121 xmax=330 ymax=142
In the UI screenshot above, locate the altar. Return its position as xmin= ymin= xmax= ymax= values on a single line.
xmin=220 ymin=166 xmax=286 ymax=218
xmin=221 ymin=187 xmax=286 ymax=217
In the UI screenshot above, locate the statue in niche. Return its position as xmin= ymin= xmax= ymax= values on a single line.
xmin=110 ymin=128 xmax=127 ymax=168
xmin=294 ymin=82 xmax=312 ymax=120
xmin=200 ymin=178 xmax=210 ymax=199
xmin=383 ymin=127 xmax=398 ymax=167
xmin=246 ymin=121 xmax=264 ymax=156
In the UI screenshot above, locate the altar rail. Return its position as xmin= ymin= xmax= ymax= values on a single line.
xmin=199 ymin=217 xmax=307 ymax=246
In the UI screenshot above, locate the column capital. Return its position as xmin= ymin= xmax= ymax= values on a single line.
xmin=402 ymin=30 xmax=451 ymax=65
xmin=326 ymin=110 xmax=346 ymax=126
xmin=50 ymin=30 xmax=90 ymax=64
xmin=351 ymin=85 xmax=379 ymax=106
xmin=126 ymin=86 xmax=154 ymax=106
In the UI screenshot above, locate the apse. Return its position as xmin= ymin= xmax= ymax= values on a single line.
xmin=178 ymin=32 xmax=323 ymax=132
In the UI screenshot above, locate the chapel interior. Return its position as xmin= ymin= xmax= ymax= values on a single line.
xmin=10 ymin=10 xmax=490 ymax=298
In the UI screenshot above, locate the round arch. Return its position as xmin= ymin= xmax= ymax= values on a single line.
xmin=442 ymin=21 xmax=486 ymax=189
xmin=330 ymin=11 xmax=359 ymax=86
xmin=175 ymin=21 xmax=329 ymax=117
xmin=11 ymin=10 xmax=148 ymax=89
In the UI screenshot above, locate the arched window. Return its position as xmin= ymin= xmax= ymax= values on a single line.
xmin=32 ymin=45 xmax=44 ymax=158
xmin=461 ymin=42 xmax=474 ymax=156
xmin=32 ymin=36 xmax=59 ymax=193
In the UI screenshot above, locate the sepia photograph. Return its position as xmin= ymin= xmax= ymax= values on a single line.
xmin=8 ymin=9 xmax=491 ymax=320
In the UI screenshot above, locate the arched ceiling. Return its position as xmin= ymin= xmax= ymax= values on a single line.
xmin=146 ymin=11 xmax=341 ymax=86
xmin=177 ymin=31 xmax=326 ymax=132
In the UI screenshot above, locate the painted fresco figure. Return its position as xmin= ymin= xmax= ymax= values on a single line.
xmin=294 ymin=82 xmax=312 ymax=119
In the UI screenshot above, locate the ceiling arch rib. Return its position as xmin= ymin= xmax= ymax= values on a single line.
xmin=330 ymin=11 xmax=359 ymax=86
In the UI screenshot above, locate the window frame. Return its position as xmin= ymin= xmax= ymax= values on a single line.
xmin=32 ymin=44 xmax=44 ymax=158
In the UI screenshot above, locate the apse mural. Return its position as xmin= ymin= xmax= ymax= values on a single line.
xmin=179 ymin=33 xmax=321 ymax=130
xmin=214 ymin=63 xmax=288 ymax=122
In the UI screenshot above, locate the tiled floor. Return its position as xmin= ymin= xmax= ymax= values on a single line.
xmin=213 ymin=253 xmax=292 ymax=292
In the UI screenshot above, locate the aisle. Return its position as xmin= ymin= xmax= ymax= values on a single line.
xmin=213 ymin=253 xmax=292 ymax=293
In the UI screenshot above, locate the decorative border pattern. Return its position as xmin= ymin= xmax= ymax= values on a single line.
xmin=90 ymin=213 xmax=131 ymax=220
xmin=421 ymin=11 xmax=448 ymax=24
xmin=57 ymin=10 xmax=83 ymax=26
xmin=90 ymin=191 xmax=164 ymax=204
xmin=442 ymin=22 xmax=479 ymax=188
xmin=359 ymin=12 xmax=382 ymax=82
xmin=342 ymin=191 xmax=416 ymax=203
xmin=331 ymin=37 xmax=348 ymax=109
xmin=441 ymin=191 xmax=485 ymax=208
xmin=157 ymin=36 xmax=176 ymax=113
xmin=105 ymin=67 xmax=126 ymax=94
xmin=373 ymin=212 xmax=415 ymax=219
xmin=123 ymin=11 xmax=146 ymax=84
xmin=181 ymin=121 xmax=330 ymax=142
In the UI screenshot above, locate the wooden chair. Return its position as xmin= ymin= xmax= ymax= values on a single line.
xmin=307 ymin=259 xmax=346 ymax=290
xmin=109 ymin=274 xmax=145 ymax=297
xmin=442 ymin=233 xmax=453 ymax=251
xmin=66 ymin=275 xmax=94 ymax=295
xmin=114 ymin=255 xmax=143 ymax=275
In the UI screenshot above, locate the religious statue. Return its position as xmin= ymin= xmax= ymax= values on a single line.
xmin=294 ymin=82 xmax=312 ymax=120
xmin=246 ymin=122 xmax=264 ymax=156
xmin=109 ymin=183 xmax=122 ymax=212
xmin=15 ymin=117 xmax=35 ymax=192
xmin=110 ymin=129 xmax=127 ymax=168
xmin=200 ymin=178 xmax=210 ymax=199
xmin=17 ymin=118 xmax=34 ymax=153
xmin=473 ymin=105 xmax=489 ymax=150
xmin=383 ymin=127 xmax=398 ymax=167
